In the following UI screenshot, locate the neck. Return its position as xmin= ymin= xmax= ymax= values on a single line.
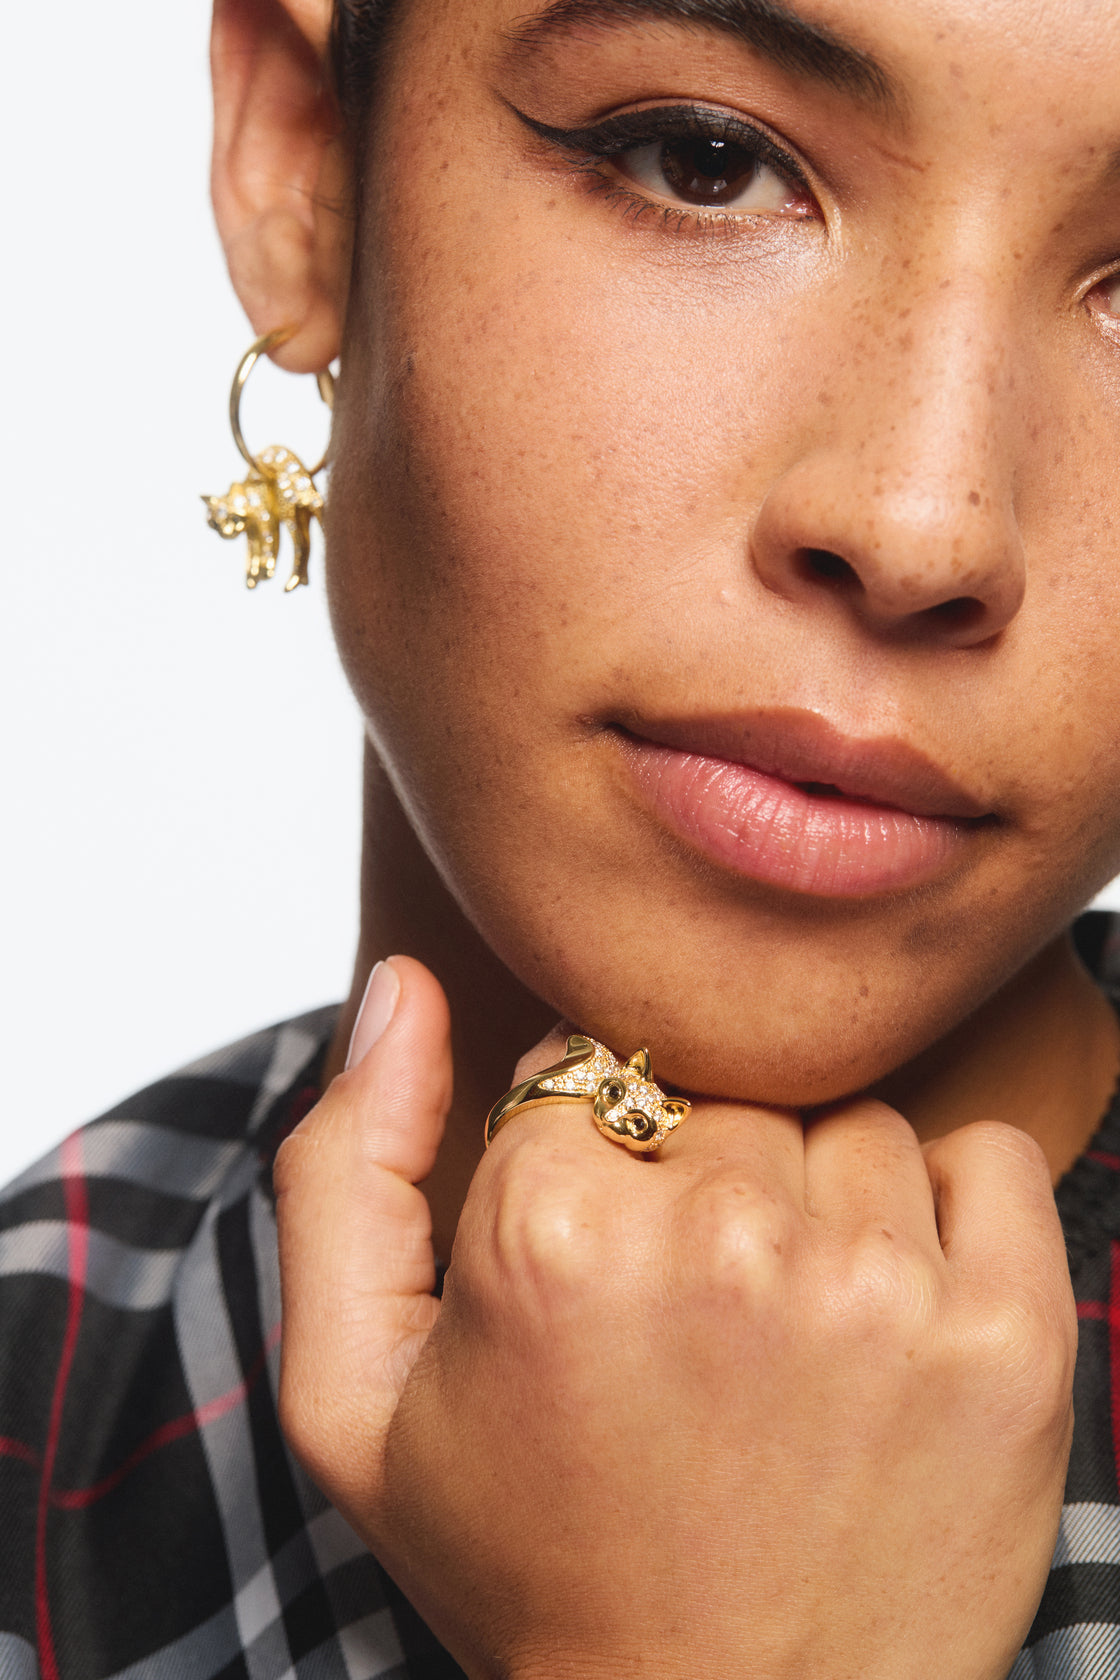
xmin=872 ymin=930 xmax=1120 ymax=1181
xmin=327 ymin=746 xmax=1120 ymax=1257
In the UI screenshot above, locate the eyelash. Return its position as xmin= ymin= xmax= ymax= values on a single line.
xmin=512 ymin=102 xmax=819 ymax=236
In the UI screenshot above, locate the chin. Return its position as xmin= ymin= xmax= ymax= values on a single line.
xmin=639 ymin=1026 xmax=904 ymax=1111
xmin=547 ymin=966 xmax=928 ymax=1113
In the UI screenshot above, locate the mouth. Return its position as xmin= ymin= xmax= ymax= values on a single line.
xmin=612 ymin=710 xmax=996 ymax=899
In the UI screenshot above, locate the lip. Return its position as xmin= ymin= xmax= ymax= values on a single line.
xmin=614 ymin=710 xmax=995 ymax=899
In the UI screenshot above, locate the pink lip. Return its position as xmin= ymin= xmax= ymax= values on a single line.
xmin=615 ymin=712 xmax=994 ymax=899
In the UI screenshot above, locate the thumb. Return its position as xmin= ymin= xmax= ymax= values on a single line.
xmin=275 ymin=955 xmax=452 ymax=1511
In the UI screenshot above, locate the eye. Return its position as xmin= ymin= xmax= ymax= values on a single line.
xmin=511 ymin=102 xmax=818 ymax=225
xmin=1085 ymin=269 xmax=1120 ymax=325
xmin=619 ymin=136 xmax=803 ymax=213
xmin=1100 ymin=277 xmax=1120 ymax=317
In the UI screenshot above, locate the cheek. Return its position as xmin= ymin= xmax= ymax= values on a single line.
xmin=328 ymin=171 xmax=822 ymax=726
xmin=996 ymin=430 xmax=1120 ymax=890
xmin=369 ymin=284 xmax=716 ymax=629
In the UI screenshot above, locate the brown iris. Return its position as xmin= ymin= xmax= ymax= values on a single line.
xmin=658 ymin=138 xmax=760 ymax=206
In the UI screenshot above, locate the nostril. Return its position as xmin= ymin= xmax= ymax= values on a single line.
xmin=800 ymin=548 xmax=858 ymax=587
xmin=927 ymin=596 xmax=985 ymax=633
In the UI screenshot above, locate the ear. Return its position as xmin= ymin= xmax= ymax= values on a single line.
xmin=625 ymin=1049 xmax=653 ymax=1080
xmin=211 ymin=0 xmax=351 ymax=373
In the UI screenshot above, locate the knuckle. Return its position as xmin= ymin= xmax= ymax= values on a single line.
xmin=844 ymin=1229 xmax=936 ymax=1316
xmin=485 ymin=1137 xmax=612 ymax=1301
xmin=677 ymin=1174 xmax=799 ymax=1284
xmin=509 ymin=1187 xmax=600 ymax=1284
xmin=959 ymin=1292 xmax=1075 ymax=1421
xmin=813 ymin=1230 xmax=938 ymax=1348
xmin=272 ymin=1126 xmax=314 ymax=1203
xmin=965 ymin=1294 xmax=1032 ymax=1365
xmin=272 ymin=1094 xmax=347 ymax=1201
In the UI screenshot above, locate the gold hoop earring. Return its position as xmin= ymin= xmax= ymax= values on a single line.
xmin=202 ymin=327 xmax=335 ymax=592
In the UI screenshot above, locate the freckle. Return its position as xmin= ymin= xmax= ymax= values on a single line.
xmin=771 ymin=1241 xmax=783 ymax=1255
xmin=969 ymin=490 xmax=981 ymax=506
xmin=859 ymin=984 xmax=869 ymax=997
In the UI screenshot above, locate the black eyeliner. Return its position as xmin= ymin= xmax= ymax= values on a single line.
xmin=507 ymin=100 xmax=811 ymax=195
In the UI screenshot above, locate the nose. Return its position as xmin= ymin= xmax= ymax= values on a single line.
xmin=749 ymin=299 xmax=1026 ymax=647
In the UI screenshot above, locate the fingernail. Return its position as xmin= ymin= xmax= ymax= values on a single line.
xmin=346 ymin=960 xmax=401 ymax=1069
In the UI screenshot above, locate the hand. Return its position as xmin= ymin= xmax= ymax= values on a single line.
xmin=276 ymin=956 xmax=1076 ymax=1680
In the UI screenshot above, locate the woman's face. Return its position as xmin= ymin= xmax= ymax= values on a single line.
xmin=328 ymin=0 xmax=1120 ymax=1102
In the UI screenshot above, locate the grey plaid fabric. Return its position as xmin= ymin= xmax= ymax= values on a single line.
xmin=0 ymin=1006 xmax=464 ymax=1679
xmin=3 ymin=914 xmax=1120 ymax=1677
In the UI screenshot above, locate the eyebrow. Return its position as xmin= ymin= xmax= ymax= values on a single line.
xmin=508 ymin=0 xmax=897 ymax=111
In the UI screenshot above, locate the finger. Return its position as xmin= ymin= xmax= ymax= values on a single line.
xmin=803 ymin=1098 xmax=942 ymax=1256
xmin=502 ymin=1026 xmax=804 ymax=1198
xmin=923 ymin=1121 xmax=1071 ymax=1308
xmin=275 ymin=955 xmax=452 ymax=1508
xmin=511 ymin=1022 xmax=575 ymax=1085
xmin=496 ymin=1022 xmax=668 ymax=1166
xmin=509 ymin=1025 xmax=806 ymax=1195
xmin=658 ymin=1091 xmax=805 ymax=1188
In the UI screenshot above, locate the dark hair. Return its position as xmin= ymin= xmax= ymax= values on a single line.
xmin=331 ymin=0 xmax=400 ymax=135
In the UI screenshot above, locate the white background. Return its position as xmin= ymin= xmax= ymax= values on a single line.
xmin=4 ymin=0 xmax=1120 ymax=1189
xmin=0 ymin=0 xmax=363 ymax=1186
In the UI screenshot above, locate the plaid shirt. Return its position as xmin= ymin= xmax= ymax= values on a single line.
xmin=4 ymin=925 xmax=1120 ymax=1679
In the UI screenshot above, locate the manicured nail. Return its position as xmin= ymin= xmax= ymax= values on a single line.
xmin=346 ymin=960 xmax=401 ymax=1069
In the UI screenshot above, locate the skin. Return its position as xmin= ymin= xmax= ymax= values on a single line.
xmin=276 ymin=970 xmax=1077 ymax=1678
xmin=214 ymin=0 xmax=1120 ymax=1245
xmin=210 ymin=0 xmax=1120 ymax=1668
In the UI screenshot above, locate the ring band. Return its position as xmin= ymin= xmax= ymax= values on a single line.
xmin=485 ymin=1034 xmax=690 ymax=1154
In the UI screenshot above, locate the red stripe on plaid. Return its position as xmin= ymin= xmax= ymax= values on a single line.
xmin=1080 ymin=1301 xmax=1111 ymax=1320
xmin=0 ymin=1324 xmax=283 ymax=1509
xmin=49 ymin=1321 xmax=282 ymax=1510
xmin=1088 ymin=1151 xmax=1120 ymax=1172
xmin=36 ymin=1132 xmax=89 ymax=1680
xmin=0 ymin=1436 xmax=40 ymax=1468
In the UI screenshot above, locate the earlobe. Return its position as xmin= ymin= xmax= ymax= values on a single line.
xmin=210 ymin=0 xmax=351 ymax=373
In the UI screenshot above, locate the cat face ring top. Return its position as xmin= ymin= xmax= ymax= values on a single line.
xmin=485 ymin=1034 xmax=690 ymax=1154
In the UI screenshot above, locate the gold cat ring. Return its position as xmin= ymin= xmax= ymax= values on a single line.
xmin=485 ymin=1034 xmax=690 ymax=1154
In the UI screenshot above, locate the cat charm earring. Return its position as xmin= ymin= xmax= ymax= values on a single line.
xmin=202 ymin=327 xmax=334 ymax=592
